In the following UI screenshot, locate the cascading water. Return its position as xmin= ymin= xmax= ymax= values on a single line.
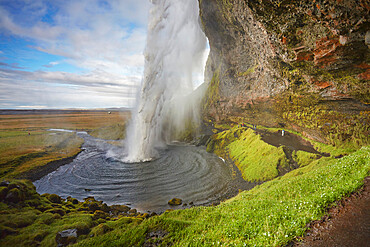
xmin=124 ymin=0 xmax=208 ymax=162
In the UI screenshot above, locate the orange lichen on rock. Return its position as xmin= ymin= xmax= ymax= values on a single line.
xmin=313 ymin=80 xmax=333 ymax=89
xmin=296 ymin=51 xmax=314 ymax=61
xmin=358 ymin=70 xmax=370 ymax=80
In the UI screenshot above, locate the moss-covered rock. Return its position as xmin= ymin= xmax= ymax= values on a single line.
xmin=93 ymin=210 xmax=109 ymax=220
xmin=46 ymin=193 xmax=62 ymax=204
xmin=168 ymin=198 xmax=183 ymax=206
xmin=5 ymin=188 xmax=24 ymax=203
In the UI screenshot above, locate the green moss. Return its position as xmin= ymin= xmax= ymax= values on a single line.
xmin=228 ymin=128 xmax=286 ymax=182
xmin=203 ymin=67 xmax=220 ymax=114
xmin=207 ymin=127 xmax=288 ymax=182
xmin=275 ymin=91 xmax=370 ymax=147
xmin=293 ymin=150 xmax=318 ymax=167
xmin=46 ymin=193 xmax=62 ymax=204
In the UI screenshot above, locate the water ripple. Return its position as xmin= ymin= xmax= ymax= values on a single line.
xmin=34 ymin=132 xmax=234 ymax=212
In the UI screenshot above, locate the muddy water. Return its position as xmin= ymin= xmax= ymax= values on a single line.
xmin=34 ymin=131 xmax=240 ymax=213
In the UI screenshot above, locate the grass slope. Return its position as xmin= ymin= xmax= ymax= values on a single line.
xmin=207 ymin=127 xmax=288 ymax=182
xmin=74 ymin=146 xmax=369 ymax=246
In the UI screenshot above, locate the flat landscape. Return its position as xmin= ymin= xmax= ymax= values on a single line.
xmin=0 ymin=110 xmax=129 ymax=179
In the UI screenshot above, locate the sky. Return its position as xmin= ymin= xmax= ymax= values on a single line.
xmin=0 ymin=0 xmax=152 ymax=109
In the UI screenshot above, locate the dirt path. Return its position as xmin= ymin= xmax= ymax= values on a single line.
xmin=291 ymin=176 xmax=370 ymax=247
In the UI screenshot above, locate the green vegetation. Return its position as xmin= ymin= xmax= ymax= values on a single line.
xmin=275 ymin=92 xmax=370 ymax=148
xmin=1 ymin=115 xmax=368 ymax=246
xmin=70 ymin=146 xmax=368 ymax=246
xmin=207 ymin=127 xmax=287 ymax=182
xmin=228 ymin=128 xmax=287 ymax=182
xmin=202 ymin=68 xmax=220 ymax=114
xmin=0 ymin=180 xmax=146 ymax=247
xmin=293 ymin=150 xmax=317 ymax=167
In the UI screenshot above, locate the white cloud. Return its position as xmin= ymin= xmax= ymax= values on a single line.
xmin=0 ymin=0 xmax=151 ymax=108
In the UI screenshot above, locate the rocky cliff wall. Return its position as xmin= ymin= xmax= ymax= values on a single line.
xmin=199 ymin=0 xmax=369 ymax=146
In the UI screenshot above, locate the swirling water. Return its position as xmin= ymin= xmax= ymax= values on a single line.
xmin=34 ymin=131 xmax=236 ymax=212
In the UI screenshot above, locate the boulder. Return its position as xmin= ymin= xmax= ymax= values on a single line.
xmin=110 ymin=204 xmax=130 ymax=215
xmin=168 ymin=198 xmax=182 ymax=206
xmin=56 ymin=229 xmax=77 ymax=247
xmin=88 ymin=202 xmax=100 ymax=212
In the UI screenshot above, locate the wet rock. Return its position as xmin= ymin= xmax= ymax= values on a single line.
xmin=56 ymin=229 xmax=77 ymax=247
xmin=128 ymin=208 xmax=137 ymax=216
xmin=168 ymin=198 xmax=182 ymax=206
xmin=195 ymin=134 xmax=211 ymax=146
xmin=110 ymin=204 xmax=130 ymax=215
xmin=83 ymin=196 xmax=97 ymax=202
xmin=101 ymin=203 xmax=110 ymax=212
xmin=71 ymin=198 xmax=78 ymax=204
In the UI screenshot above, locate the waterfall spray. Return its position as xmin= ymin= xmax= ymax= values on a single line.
xmin=124 ymin=0 xmax=207 ymax=162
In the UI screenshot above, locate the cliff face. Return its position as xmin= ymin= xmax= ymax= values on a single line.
xmin=199 ymin=0 xmax=369 ymax=146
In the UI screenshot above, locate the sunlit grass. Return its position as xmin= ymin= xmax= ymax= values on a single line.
xmin=74 ymin=146 xmax=369 ymax=246
xmin=228 ymin=128 xmax=287 ymax=181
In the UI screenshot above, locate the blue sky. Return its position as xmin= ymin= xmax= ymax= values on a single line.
xmin=0 ymin=0 xmax=151 ymax=109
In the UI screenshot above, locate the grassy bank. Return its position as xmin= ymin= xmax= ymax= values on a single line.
xmin=1 ymin=147 xmax=368 ymax=246
xmin=207 ymin=126 xmax=327 ymax=182
xmin=1 ymin=113 xmax=368 ymax=246
xmin=74 ymin=146 xmax=368 ymax=246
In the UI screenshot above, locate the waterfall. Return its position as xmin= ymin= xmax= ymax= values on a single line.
xmin=124 ymin=0 xmax=207 ymax=162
